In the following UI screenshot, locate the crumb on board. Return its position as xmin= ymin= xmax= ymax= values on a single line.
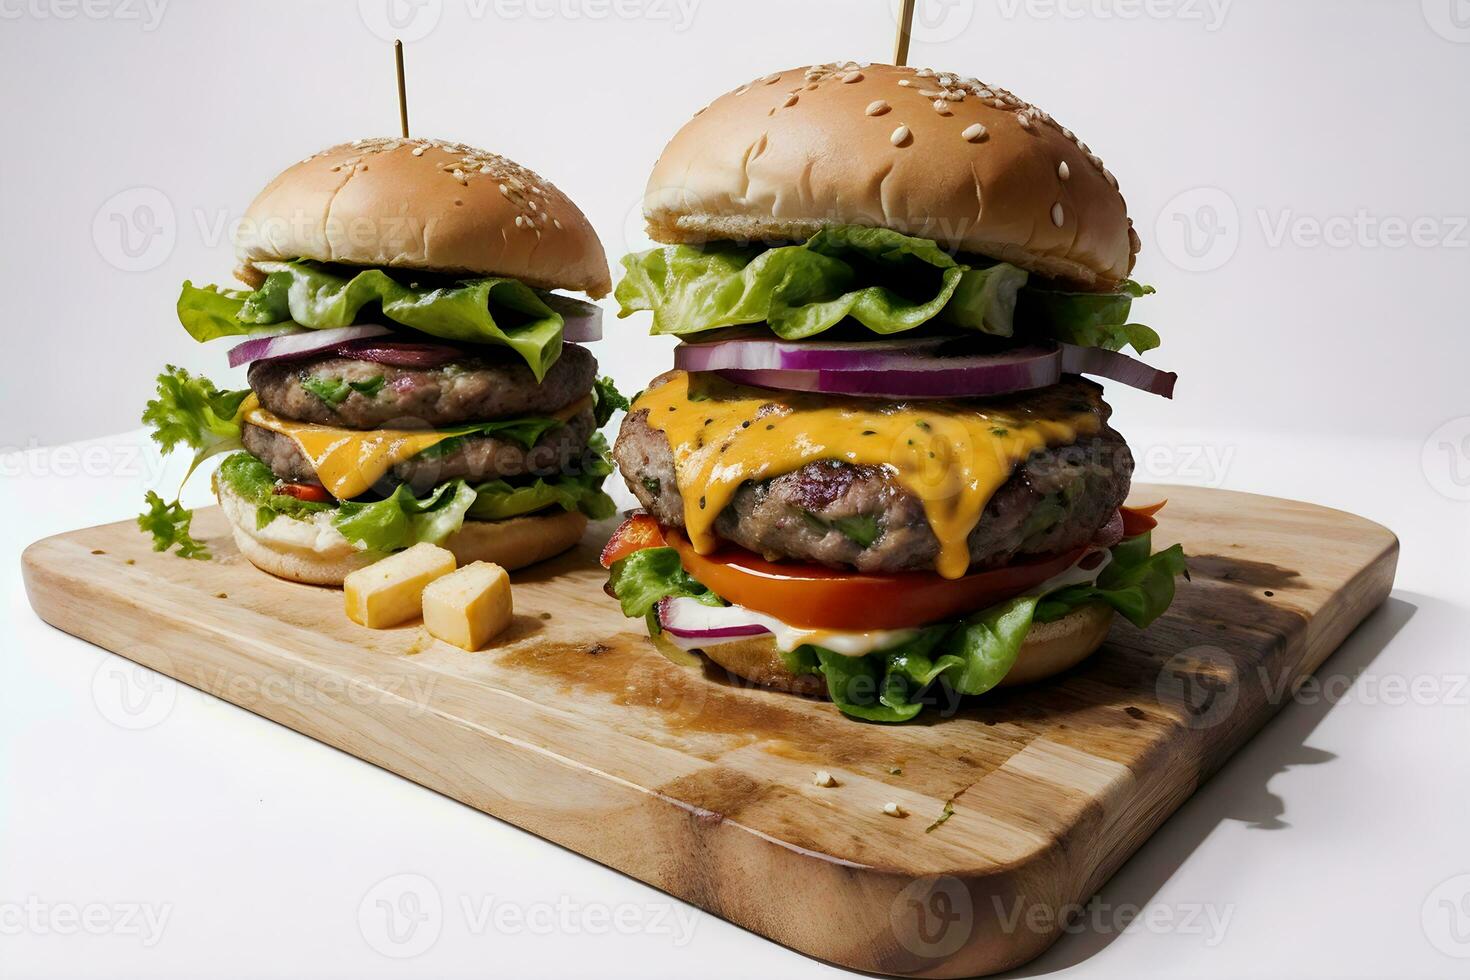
xmin=925 ymin=800 xmax=955 ymax=833
xmin=883 ymin=802 xmax=907 ymax=818
xmin=813 ymin=770 xmax=837 ymax=788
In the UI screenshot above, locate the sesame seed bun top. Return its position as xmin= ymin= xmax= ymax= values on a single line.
xmin=642 ymin=63 xmax=1138 ymax=291
xmin=234 ymin=138 xmax=611 ymax=298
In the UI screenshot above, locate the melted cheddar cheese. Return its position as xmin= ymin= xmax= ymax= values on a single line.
xmin=241 ymin=393 xmax=590 ymax=501
xmin=635 ymin=371 xmax=1101 ymax=579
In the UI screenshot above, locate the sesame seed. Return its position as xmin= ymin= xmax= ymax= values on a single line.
xmin=883 ymin=802 xmax=907 ymax=817
xmin=890 ymin=125 xmax=911 ymax=146
xmin=1058 ymin=161 xmax=1071 ymax=181
xmin=962 ymin=123 xmax=986 ymax=141
xmin=515 ymin=215 xmax=527 ymax=228
xmin=933 ymin=99 xmax=950 ymax=113
xmin=553 ymin=218 xmax=564 ymax=230
xmin=842 ymin=70 xmax=863 ymax=83
xmin=783 ymin=94 xmax=798 ymax=107
xmin=761 ymin=72 xmax=781 ymax=84
xmin=813 ymin=770 xmax=837 ymax=787
xmin=1105 ymin=169 xmax=1119 ymax=188
xmin=897 ymin=79 xmax=912 ymax=87
xmin=865 ymin=99 xmax=890 ymax=116
xmin=919 ymin=88 xmax=945 ymax=98
xmin=1051 ymin=202 xmax=1064 ymax=227
xmin=411 ymin=146 xmax=427 ymax=156
xmin=1017 ymin=113 xmax=1032 ymax=130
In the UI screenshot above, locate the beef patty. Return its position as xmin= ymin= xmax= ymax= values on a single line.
xmin=242 ymin=404 xmax=596 ymax=491
xmin=247 ymin=342 xmax=596 ymax=429
xmin=613 ymin=379 xmax=1133 ymax=574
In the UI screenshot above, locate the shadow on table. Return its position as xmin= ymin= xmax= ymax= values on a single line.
xmin=1001 ymin=592 xmax=1417 ymax=977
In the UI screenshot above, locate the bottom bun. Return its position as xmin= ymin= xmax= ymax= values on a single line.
xmin=218 ymin=480 xmax=587 ymax=586
xmin=697 ymin=603 xmax=1115 ymax=697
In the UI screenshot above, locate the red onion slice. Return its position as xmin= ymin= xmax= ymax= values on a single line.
xmin=330 ymin=338 xmax=466 ymax=369
xmin=717 ymin=347 xmax=1062 ymax=400
xmin=1060 ymin=343 xmax=1177 ymax=399
xmin=541 ymin=292 xmax=604 ymax=343
xmin=680 ymin=333 xmax=1176 ymax=400
xmin=676 ymin=335 xmax=950 ymax=373
xmin=226 ymin=325 xmax=391 ymax=368
xmin=656 ymin=597 xmax=772 ymax=642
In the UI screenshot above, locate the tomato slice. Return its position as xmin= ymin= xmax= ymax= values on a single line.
xmin=666 ymin=529 xmax=1088 ymax=631
xmin=274 ymin=482 xmax=331 ymax=503
xmin=600 ymin=513 xmax=666 ymax=568
xmin=1120 ymin=500 xmax=1166 ymax=537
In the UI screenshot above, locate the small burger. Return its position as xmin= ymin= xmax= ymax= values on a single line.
xmin=140 ymin=137 xmax=624 ymax=584
xmin=602 ymin=63 xmax=1187 ymax=722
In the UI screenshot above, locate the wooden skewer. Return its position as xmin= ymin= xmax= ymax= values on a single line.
xmin=394 ymin=39 xmax=409 ymax=138
xmin=893 ymin=0 xmax=916 ymax=67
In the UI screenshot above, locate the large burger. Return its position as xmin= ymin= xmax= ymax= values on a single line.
xmin=602 ymin=63 xmax=1187 ymax=722
xmin=139 ymin=137 xmax=624 ymax=584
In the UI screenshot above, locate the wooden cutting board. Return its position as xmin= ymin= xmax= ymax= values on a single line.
xmin=21 ymin=485 xmax=1396 ymax=977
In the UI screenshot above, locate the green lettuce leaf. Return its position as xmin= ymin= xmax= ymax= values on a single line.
xmin=1017 ymin=281 xmax=1160 ymax=353
xmin=142 ymin=366 xmax=249 ymax=461
xmin=414 ymin=415 xmax=569 ymax=459
xmin=467 ymin=472 xmax=616 ymax=522
xmin=176 ymin=282 xmax=284 ymax=342
xmin=333 ymin=481 xmax=479 ymax=553
xmin=616 ymin=225 xmax=1159 ymax=353
xmin=461 ymin=428 xmax=617 ymax=521
xmin=806 ymin=596 xmax=1040 ymax=722
xmin=593 ymin=375 xmax=629 ymax=428
xmin=138 ymin=367 xmax=253 ymax=555
xmin=813 ymin=646 xmax=927 ymax=723
xmin=1036 ymin=529 xmax=1188 ymax=627
xmin=177 ymin=261 xmax=568 ymax=380
xmin=606 ymin=546 xmax=724 ymax=618
xmin=137 ymin=490 xmax=210 ymax=559
xmin=216 ymin=452 xmax=332 ymax=524
xmin=218 ymin=452 xmax=477 ymax=553
xmin=300 ymin=374 xmax=385 ymax=405
xmin=609 ymin=527 xmax=1187 ymax=723
xmin=617 ymin=225 xmax=1026 ymax=339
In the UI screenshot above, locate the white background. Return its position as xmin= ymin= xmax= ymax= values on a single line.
xmin=3 ymin=1 xmax=1469 ymax=978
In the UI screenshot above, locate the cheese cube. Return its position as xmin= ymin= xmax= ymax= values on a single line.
xmin=343 ymin=543 xmax=456 ymax=628
xmin=422 ymin=561 xmax=513 ymax=651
